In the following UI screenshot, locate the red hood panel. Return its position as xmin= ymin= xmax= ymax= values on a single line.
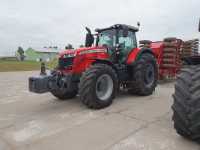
xmin=59 ymin=46 xmax=106 ymax=57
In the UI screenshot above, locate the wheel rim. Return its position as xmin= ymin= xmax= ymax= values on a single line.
xmin=144 ymin=63 xmax=155 ymax=87
xmin=96 ymin=74 xmax=114 ymax=101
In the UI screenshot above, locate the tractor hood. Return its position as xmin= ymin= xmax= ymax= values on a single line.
xmin=59 ymin=46 xmax=107 ymax=58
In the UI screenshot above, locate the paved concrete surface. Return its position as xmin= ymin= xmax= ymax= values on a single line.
xmin=0 ymin=71 xmax=199 ymax=150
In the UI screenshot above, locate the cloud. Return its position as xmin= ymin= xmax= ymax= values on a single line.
xmin=0 ymin=0 xmax=199 ymax=56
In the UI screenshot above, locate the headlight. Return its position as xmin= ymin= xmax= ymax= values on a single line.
xmin=79 ymin=49 xmax=107 ymax=55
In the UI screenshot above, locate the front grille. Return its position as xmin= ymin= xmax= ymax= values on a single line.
xmin=58 ymin=57 xmax=74 ymax=69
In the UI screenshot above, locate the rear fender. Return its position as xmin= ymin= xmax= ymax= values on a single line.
xmin=127 ymin=48 xmax=155 ymax=65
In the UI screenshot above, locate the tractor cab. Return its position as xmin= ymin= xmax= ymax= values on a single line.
xmin=86 ymin=24 xmax=139 ymax=63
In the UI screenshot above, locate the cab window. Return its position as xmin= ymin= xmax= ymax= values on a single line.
xmin=98 ymin=29 xmax=116 ymax=48
xmin=118 ymin=31 xmax=137 ymax=50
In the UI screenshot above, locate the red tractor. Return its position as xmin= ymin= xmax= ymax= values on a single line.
xmin=29 ymin=24 xmax=158 ymax=109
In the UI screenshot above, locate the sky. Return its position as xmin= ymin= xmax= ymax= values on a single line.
xmin=0 ymin=0 xmax=199 ymax=56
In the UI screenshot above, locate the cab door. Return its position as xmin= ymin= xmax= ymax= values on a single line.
xmin=118 ymin=30 xmax=137 ymax=63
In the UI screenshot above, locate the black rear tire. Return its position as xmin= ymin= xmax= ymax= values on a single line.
xmin=172 ymin=66 xmax=200 ymax=143
xmin=79 ymin=64 xmax=118 ymax=109
xmin=51 ymin=89 xmax=77 ymax=100
xmin=129 ymin=53 xmax=158 ymax=96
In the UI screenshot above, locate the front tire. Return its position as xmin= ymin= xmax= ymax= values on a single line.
xmin=51 ymin=89 xmax=77 ymax=100
xmin=172 ymin=66 xmax=200 ymax=142
xmin=79 ymin=64 xmax=118 ymax=109
xmin=129 ymin=53 xmax=158 ymax=96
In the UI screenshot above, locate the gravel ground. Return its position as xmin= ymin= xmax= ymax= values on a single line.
xmin=0 ymin=71 xmax=199 ymax=150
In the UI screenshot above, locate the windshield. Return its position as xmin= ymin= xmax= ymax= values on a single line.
xmin=97 ymin=29 xmax=116 ymax=48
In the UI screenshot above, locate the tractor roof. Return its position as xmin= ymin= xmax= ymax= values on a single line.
xmin=95 ymin=24 xmax=139 ymax=32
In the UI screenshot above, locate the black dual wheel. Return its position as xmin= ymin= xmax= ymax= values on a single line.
xmin=79 ymin=64 xmax=118 ymax=109
xmin=172 ymin=66 xmax=200 ymax=143
xmin=129 ymin=53 xmax=158 ymax=96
